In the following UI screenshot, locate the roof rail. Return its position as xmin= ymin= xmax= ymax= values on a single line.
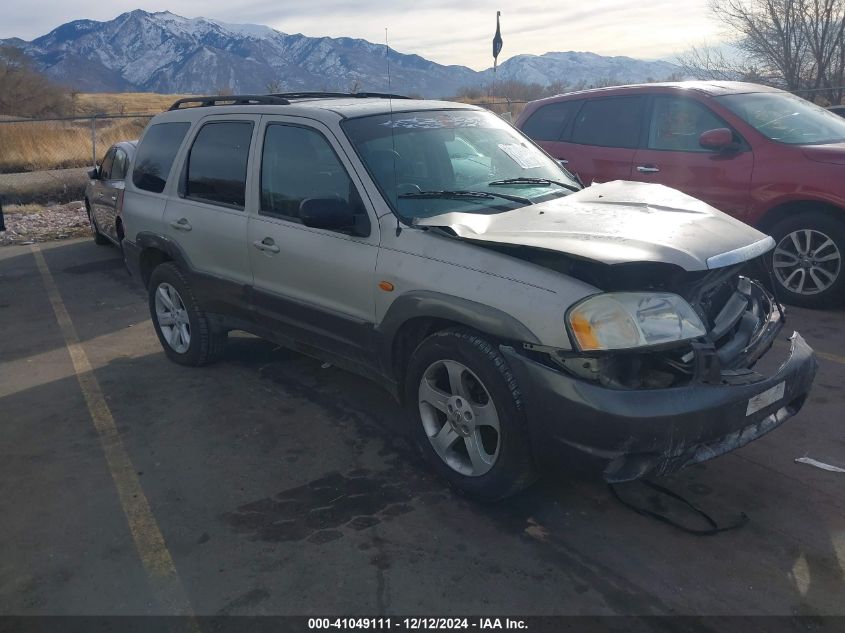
xmin=270 ymin=92 xmax=410 ymax=100
xmin=168 ymin=95 xmax=291 ymax=110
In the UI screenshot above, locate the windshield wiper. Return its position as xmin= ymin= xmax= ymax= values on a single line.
xmin=398 ymin=190 xmax=532 ymax=204
xmin=488 ymin=177 xmax=580 ymax=192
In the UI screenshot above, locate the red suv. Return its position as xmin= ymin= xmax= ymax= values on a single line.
xmin=516 ymin=81 xmax=845 ymax=308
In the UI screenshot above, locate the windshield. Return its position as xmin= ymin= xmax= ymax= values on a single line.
xmin=342 ymin=109 xmax=578 ymax=221
xmin=715 ymin=92 xmax=845 ymax=145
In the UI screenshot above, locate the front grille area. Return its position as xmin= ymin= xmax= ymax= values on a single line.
xmin=531 ymin=260 xmax=783 ymax=391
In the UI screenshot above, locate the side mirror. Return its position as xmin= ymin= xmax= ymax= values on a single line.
xmin=699 ymin=128 xmax=735 ymax=152
xmin=300 ymin=198 xmax=356 ymax=231
xmin=88 ymin=167 xmax=99 ymax=180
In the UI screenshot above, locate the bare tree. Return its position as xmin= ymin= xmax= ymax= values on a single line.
xmin=265 ymin=79 xmax=283 ymax=93
xmin=0 ymin=46 xmax=71 ymax=117
xmin=679 ymin=0 xmax=845 ymax=103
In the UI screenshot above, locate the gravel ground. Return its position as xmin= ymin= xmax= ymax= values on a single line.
xmin=0 ymin=201 xmax=90 ymax=246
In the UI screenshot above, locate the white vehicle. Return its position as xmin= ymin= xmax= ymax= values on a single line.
xmin=121 ymin=93 xmax=816 ymax=500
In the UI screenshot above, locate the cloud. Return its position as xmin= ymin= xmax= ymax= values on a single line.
xmin=1 ymin=0 xmax=726 ymax=70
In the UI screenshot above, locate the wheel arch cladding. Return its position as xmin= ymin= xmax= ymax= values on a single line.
xmin=757 ymin=199 xmax=845 ymax=233
xmin=378 ymin=290 xmax=541 ymax=385
xmin=136 ymin=232 xmax=193 ymax=288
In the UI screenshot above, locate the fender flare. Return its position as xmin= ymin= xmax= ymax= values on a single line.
xmin=376 ymin=290 xmax=540 ymax=376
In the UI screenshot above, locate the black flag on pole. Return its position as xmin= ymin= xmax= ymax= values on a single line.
xmin=492 ymin=11 xmax=503 ymax=71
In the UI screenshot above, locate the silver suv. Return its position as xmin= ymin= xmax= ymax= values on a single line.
xmin=122 ymin=93 xmax=817 ymax=500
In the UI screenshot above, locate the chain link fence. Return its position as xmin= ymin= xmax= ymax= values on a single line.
xmin=0 ymin=113 xmax=153 ymax=204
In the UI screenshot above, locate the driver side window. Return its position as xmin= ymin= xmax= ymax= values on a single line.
xmin=99 ymin=148 xmax=116 ymax=180
xmin=260 ymin=124 xmax=364 ymax=228
xmin=648 ymin=97 xmax=730 ymax=152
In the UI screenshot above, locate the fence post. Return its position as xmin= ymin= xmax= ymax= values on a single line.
xmin=90 ymin=117 xmax=97 ymax=167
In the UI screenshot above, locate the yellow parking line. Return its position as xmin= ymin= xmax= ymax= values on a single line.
xmin=31 ymin=244 xmax=195 ymax=617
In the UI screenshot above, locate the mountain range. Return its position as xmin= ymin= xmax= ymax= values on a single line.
xmin=2 ymin=10 xmax=682 ymax=97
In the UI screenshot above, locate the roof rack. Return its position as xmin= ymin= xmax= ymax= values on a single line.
xmin=270 ymin=92 xmax=410 ymax=100
xmin=168 ymin=95 xmax=291 ymax=110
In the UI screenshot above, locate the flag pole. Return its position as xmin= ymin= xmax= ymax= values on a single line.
xmin=492 ymin=11 xmax=502 ymax=99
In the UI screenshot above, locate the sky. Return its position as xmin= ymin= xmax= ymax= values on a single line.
xmin=1 ymin=0 xmax=727 ymax=70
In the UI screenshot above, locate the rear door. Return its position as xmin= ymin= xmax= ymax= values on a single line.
xmin=162 ymin=114 xmax=258 ymax=315
xmin=631 ymin=95 xmax=754 ymax=216
xmin=246 ymin=116 xmax=379 ymax=364
xmin=556 ymin=95 xmax=646 ymax=184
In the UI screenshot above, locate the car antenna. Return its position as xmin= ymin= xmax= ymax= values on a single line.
xmin=386 ymin=27 xmax=401 ymax=236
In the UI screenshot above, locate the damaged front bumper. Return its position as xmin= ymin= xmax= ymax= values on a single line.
xmin=502 ymin=331 xmax=817 ymax=482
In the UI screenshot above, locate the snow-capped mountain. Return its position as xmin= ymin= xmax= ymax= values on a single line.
xmin=2 ymin=10 xmax=681 ymax=97
xmin=492 ymin=51 xmax=681 ymax=86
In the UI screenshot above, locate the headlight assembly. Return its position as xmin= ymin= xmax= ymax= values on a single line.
xmin=567 ymin=292 xmax=706 ymax=352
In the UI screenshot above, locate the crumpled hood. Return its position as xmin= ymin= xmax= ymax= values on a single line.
xmin=414 ymin=180 xmax=773 ymax=271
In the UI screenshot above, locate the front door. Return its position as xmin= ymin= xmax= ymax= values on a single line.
xmin=91 ymin=147 xmax=115 ymax=233
xmin=247 ymin=117 xmax=380 ymax=363
xmin=631 ymin=95 xmax=754 ymax=217
xmin=98 ymin=146 xmax=129 ymax=242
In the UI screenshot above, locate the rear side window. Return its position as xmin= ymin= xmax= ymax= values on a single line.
xmin=521 ymin=100 xmax=581 ymax=141
xmin=185 ymin=121 xmax=254 ymax=208
xmin=571 ymin=96 xmax=644 ymax=148
xmin=133 ymin=122 xmax=190 ymax=193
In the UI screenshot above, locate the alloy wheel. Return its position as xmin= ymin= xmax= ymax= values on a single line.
xmin=773 ymin=229 xmax=841 ymax=295
xmin=418 ymin=359 xmax=501 ymax=477
xmin=154 ymin=282 xmax=191 ymax=353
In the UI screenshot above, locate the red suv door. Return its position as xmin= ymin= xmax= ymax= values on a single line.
xmin=549 ymin=95 xmax=645 ymax=184
xmin=631 ymin=95 xmax=754 ymax=217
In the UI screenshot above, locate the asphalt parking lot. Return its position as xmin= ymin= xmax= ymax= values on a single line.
xmin=1 ymin=237 xmax=844 ymax=617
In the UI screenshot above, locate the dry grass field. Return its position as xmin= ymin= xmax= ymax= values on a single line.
xmin=0 ymin=117 xmax=149 ymax=173
xmin=0 ymin=91 xmax=524 ymax=174
xmin=0 ymin=92 xmax=190 ymax=173
xmin=73 ymin=92 xmax=191 ymax=115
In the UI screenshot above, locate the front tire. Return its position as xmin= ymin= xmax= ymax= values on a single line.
xmin=404 ymin=328 xmax=537 ymax=501
xmin=148 ymin=262 xmax=227 ymax=366
xmin=769 ymin=212 xmax=845 ymax=308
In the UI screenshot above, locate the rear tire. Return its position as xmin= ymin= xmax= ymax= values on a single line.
xmin=148 ymin=262 xmax=227 ymax=366
xmin=404 ymin=328 xmax=537 ymax=501
xmin=768 ymin=212 xmax=845 ymax=308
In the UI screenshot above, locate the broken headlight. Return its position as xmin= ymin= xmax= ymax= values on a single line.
xmin=567 ymin=292 xmax=706 ymax=351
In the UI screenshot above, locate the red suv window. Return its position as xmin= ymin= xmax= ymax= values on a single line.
xmin=571 ymin=96 xmax=644 ymax=148
xmin=521 ymin=100 xmax=582 ymax=141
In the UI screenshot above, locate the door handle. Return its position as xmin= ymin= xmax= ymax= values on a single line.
xmin=253 ymin=238 xmax=280 ymax=254
xmin=170 ymin=218 xmax=192 ymax=231
xmin=636 ymin=165 xmax=660 ymax=173
xmin=557 ymin=158 xmax=569 ymax=165
xmin=110 ymin=195 xmax=118 ymax=201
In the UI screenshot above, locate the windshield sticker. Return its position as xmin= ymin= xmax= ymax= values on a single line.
xmin=497 ymin=143 xmax=545 ymax=169
xmin=380 ymin=114 xmax=484 ymax=129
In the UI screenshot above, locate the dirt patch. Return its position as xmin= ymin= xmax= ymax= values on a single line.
xmin=0 ymin=201 xmax=90 ymax=245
